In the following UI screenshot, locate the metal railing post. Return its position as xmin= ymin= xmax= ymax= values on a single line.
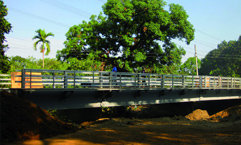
xmin=119 ymin=72 xmax=122 ymax=90
xmin=182 ymin=75 xmax=185 ymax=89
xmin=172 ymin=75 xmax=174 ymax=88
xmin=30 ymin=70 xmax=32 ymax=88
xmin=161 ymin=75 xmax=164 ymax=89
xmin=199 ymin=76 xmax=202 ymax=89
xmin=21 ymin=69 xmax=25 ymax=89
xmin=64 ymin=71 xmax=68 ymax=88
xmin=240 ymin=79 xmax=241 ymax=89
xmin=213 ymin=77 xmax=217 ymax=89
xmin=227 ymin=77 xmax=230 ymax=89
xmin=219 ymin=76 xmax=222 ymax=89
xmin=110 ymin=72 xmax=112 ymax=89
xmin=99 ymin=72 xmax=103 ymax=88
xmin=73 ymin=70 xmax=76 ymax=88
xmin=92 ymin=71 xmax=95 ymax=89
xmin=231 ymin=78 xmax=233 ymax=89
xmin=53 ymin=70 xmax=55 ymax=88
xmin=204 ymin=76 xmax=207 ymax=88
xmin=148 ymin=74 xmax=150 ymax=89
xmin=134 ymin=74 xmax=137 ymax=88
xmin=192 ymin=76 xmax=194 ymax=89
xmin=139 ymin=73 xmax=141 ymax=88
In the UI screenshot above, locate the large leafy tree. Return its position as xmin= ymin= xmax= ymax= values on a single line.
xmin=200 ymin=36 xmax=241 ymax=77
xmin=33 ymin=29 xmax=54 ymax=68
xmin=180 ymin=57 xmax=201 ymax=75
xmin=57 ymin=0 xmax=194 ymax=73
xmin=0 ymin=0 xmax=12 ymax=73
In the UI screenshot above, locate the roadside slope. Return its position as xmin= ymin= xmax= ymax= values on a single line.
xmin=0 ymin=91 xmax=78 ymax=142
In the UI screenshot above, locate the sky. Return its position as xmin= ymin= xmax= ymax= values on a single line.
xmin=3 ymin=0 xmax=241 ymax=63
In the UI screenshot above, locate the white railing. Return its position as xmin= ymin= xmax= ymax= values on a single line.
xmin=0 ymin=74 xmax=11 ymax=89
xmin=8 ymin=69 xmax=241 ymax=90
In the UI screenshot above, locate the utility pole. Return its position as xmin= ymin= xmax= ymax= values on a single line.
xmin=195 ymin=44 xmax=199 ymax=76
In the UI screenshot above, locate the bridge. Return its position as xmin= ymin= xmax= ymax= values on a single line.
xmin=1 ymin=69 xmax=241 ymax=110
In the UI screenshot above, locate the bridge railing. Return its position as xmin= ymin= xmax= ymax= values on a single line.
xmin=10 ymin=69 xmax=241 ymax=90
xmin=0 ymin=74 xmax=11 ymax=89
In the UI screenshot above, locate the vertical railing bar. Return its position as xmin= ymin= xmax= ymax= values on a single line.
xmin=204 ymin=76 xmax=206 ymax=88
xmin=138 ymin=73 xmax=141 ymax=89
xmin=134 ymin=74 xmax=137 ymax=88
xmin=192 ymin=75 xmax=194 ymax=89
xmin=64 ymin=71 xmax=67 ymax=89
xmin=100 ymin=72 xmax=103 ymax=88
xmin=219 ymin=76 xmax=222 ymax=89
xmin=172 ymin=74 xmax=174 ymax=88
xmin=182 ymin=75 xmax=184 ymax=89
xmin=110 ymin=72 xmax=112 ymax=89
xmin=21 ymin=69 xmax=25 ymax=89
xmin=119 ymin=72 xmax=122 ymax=90
xmin=74 ymin=70 xmax=76 ymax=89
xmin=214 ymin=76 xmax=216 ymax=89
xmin=92 ymin=71 xmax=94 ymax=89
xmin=53 ymin=70 xmax=55 ymax=88
xmin=161 ymin=75 xmax=164 ymax=89
xmin=227 ymin=77 xmax=229 ymax=89
xmin=30 ymin=69 xmax=32 ymax=88
xmin=231 ymin=78 xmax=233 ymax=89
xmin=240 ymin=78 xmax=241 ymax=89
xmin=148 ymin=74 xmax=150 ymax=89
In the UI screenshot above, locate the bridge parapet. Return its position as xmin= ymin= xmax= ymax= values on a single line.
xmin=9 ymin=69 xmax=241 ymax=90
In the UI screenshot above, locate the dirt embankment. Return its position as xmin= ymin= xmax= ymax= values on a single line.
xmin=1 ymin=91 xmax=241 ymax=145
xmin=0 ymin=91 xmax=78 ymax=142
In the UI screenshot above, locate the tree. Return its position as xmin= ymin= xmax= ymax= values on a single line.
xmin=180 ymin=57 xmax=201 ymax=75
xmin=0 ymin=0 xmax=12 ymax=73
xmin=199 ymin=36 xmax=241 ymax=77
xmin=57 ymin=0 xmax=194 ymax=73
xmin=33 ymin=29 xmax=54 ymax=68
xmin=9 ymin=56 xmax=69 ymax=73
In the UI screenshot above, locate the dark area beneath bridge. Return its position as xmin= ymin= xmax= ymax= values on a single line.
xmin=56 ymin=99 xmax=241 ymax=123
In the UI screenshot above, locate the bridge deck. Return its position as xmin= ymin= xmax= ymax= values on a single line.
xmin=1 ymin=69 xmax=240 ymax=109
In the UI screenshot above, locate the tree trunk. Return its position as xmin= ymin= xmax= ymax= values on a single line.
xmin=42 ymin=49 xmax=44 ymax=68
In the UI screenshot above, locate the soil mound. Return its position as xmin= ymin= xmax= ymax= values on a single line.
xmin=0 ymin=91 xmax=78 ymax=142
xmin=210 ymin=105 xmax=241 ymax=122
xmin=185 ymin=105 xmax=241 ymax=121
xmin=185 ymin=109 xmax=210 ymax=120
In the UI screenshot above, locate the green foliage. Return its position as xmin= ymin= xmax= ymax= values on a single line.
xmin=8 ymin=56 xmax=69 ymax=73
xmin=47 ymin=110 xmax=73 ymax=123
xmin=67 ymin=50 xmax=103 ymax=71
xmin=0 ymin=55 xmax=10 ymax=73
xmin=199 ymin=36 xmax=241 ymax=77
xmin=0 ymin=0 xmax=12 ymax=73
xmin=180 ymin=57 xmax=201 ymax=75
xmin=57 ymin=0 xmax=194 ymax=73
xmin=33 ymin=29 xmax=54 ymax=68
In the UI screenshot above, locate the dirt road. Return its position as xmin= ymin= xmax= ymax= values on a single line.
xmin=14 ymin=117 xmax=241 ymax=145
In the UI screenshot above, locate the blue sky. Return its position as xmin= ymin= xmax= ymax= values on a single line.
xmin=4 ymin=0 xmax=241 ymax=63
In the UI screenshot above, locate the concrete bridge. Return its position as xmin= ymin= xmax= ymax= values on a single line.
xmin=2 ymin=69 xmax=241 ymax=110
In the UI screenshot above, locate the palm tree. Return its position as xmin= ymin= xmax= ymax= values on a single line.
xmin=33 ymin=29 xmax=54 ymax=68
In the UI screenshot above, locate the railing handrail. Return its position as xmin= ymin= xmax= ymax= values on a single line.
xmin=5 ymin=69 xmax=241 ymax=90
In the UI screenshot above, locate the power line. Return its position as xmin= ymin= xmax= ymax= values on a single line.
xmin=6 ymin=37 xmax=64 ymax=49
xmin=98 ymin=0 xmax=106 ymax=3
xmin=203 ymin=56 xmax=241 ymax=60
xmin=196 ymin=29 xmax=223 ymax=41
xmin=40 ymin=0 xmax=91 ymax=19
xmin=193 ymin=40 xmax=216 ymax=49
xmin=9 ymin=7 xmax=71 ymax=28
